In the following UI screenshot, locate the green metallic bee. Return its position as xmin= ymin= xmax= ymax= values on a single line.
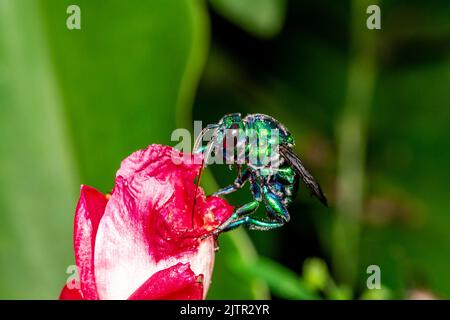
xmin=194 ymin=113 xmax=327 ymax=236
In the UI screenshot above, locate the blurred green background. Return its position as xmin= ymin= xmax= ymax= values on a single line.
xmin=0 ymin=0 xmax=449 ymax=299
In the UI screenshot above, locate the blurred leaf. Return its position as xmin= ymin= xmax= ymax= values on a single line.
xmin=360 ymin=287 xmax=392 ymax=300
xmin=207 ymin=229 xmax=270 ymax=299
xmin=209 ymin=0 xmax=286 ymax=38
xmin=327 ymin=284 xmax=352 ymax=300
xmin=0 ymin=0 xmax=210 ymax=298
xmin=227 ymin=255 xmax=319 ymax=300
xmin=0 ymin=0 xmax=78 ymax=298
xmin=39 ymin=0 xmax=209 ymax=192
xmin=303 ymin=257 xmax=329 ymax=291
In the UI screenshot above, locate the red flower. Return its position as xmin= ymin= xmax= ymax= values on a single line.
xmin=60 ymin=145 xmax=233 ymax=300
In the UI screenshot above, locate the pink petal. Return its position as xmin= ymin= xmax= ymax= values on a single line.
xmin=128 ymin=263 xmax=203 ymax=300
xmin=74 ymin=185 xmax=108 ymax=300
xmin=59 ymin=285 xmax=84 ymax=300
xmin=93 ymin=145 xmax=233 ymax=300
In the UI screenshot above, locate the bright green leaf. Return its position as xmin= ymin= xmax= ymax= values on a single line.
xmin=303 ymin=257 xmax=330 ymax=291
xmin=360 ymin=287 xmax=392 ymax=300
xmin=0 ymin=0 xmax=208 ymax=298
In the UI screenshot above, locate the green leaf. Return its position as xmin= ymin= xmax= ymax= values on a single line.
xmin=360 ymin=287 xmax=392 ymax=300
xmin=0 ymin=0 xmax=209 ymax=298
xmin=327 ymin=284 xmax=352 ymax=300
xmin=209 ymin=0 xmax=286 ymax=38
xmin=39 ymin=0 xmax=210 ymax=192
xmin=207 ymin=229 xmax=270 ymax=299
xmin=303 ymin=257 xmax=330 ymax=291
xmin=0 ymin=0 xmax=78 ymax=298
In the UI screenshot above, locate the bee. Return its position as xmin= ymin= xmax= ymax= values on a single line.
xmin=193 ymin=113 xmax=327 ymax=237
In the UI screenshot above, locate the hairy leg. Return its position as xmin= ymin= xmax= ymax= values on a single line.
xmin=222 ymin=191 xmax=290 ymax=232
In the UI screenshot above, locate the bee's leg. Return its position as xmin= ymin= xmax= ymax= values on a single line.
xmin=230 ymin=216 xmax=285 ymax=231
xmin=193 ymin=124 xmax=220 ymax=154
xmin=263 ymin=191 xmax=291 ymax=224
xmin=212 ymin=184 xmax=239 ymax=197
xmin=212 ymin=168 xmax=250 ymax=197
xmin=229 ymin=192 xmax=290 ymax=232
xmin=206 ymin=200 xmax=260 ymax=236
xmin=194 ymin=145 xmax=208 ymax=154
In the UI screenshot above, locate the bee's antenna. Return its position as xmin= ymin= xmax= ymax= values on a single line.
xmin=191 ymin=124 xmax=219 ymax=229
xmin=192 ymin=156 xmax=205 ymax=229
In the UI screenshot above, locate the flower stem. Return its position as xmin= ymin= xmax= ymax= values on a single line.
xmin=332 ymin=0 xmax=379 ymax=286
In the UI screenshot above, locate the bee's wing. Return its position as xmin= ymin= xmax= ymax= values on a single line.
xmin=280 ymin=145 xmax=328 ymax=206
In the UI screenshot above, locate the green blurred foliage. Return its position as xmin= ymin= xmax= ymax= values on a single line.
xmin=209 ymin=0 xmax=286 ymax=38
xmin=228 ymin=255 xmax=319 ymax=300
xmin=0 ymin=0 xmax=449 ymax=300
xmin=303 ymin=258 xmax=329 ymax=292
xmin=196 ymin=0 xmax=450 ymax=299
